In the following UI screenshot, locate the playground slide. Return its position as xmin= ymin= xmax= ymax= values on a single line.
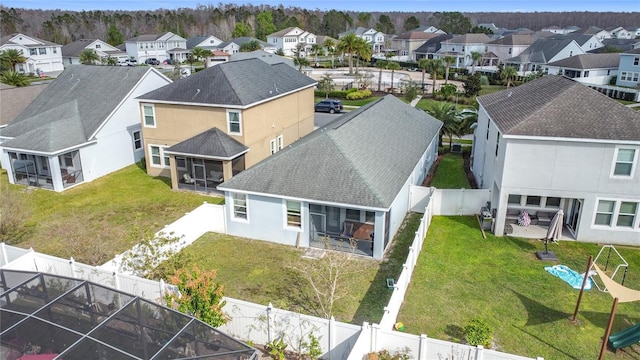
xmin=608 ymin=322 xmax=640 ymax=351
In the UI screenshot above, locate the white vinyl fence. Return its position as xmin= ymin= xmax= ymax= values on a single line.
xmin=430 ymin=187 xmax=490 ymax=216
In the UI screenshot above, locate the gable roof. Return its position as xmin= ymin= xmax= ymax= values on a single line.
xmin=218 ymin=95 xmax=442 ymax=209
xmin=0 ymin=83 xmax=48 ymax=126
xmin=186 ymin=35 xmax=210 ymax=49
xmin=574 ymin=26 xmax=606 ymax=35
xmin=549 ymin=33 xmax=600 ymax=47
xmin=546 ymin=53 xmax=620 ymax=69
xmin=414 ymin=34 xmax=454 ymax=53
xmin=489 ymin=34 xmax=536 ymax=46
xmin=0 ymin=33 xmax=58 ymax=47
xmin=446 ymin=33 xmax=492 ymax=44
xmin=229 ymin=50 xmax=294 ymax=67
xmin=507 ymin=38 xmax=579 ymax=64
xmin=230 ymin=37 xmax=270 ymax=48
xmin=137 ymin=58 xmax=315 ymax=107
xmin=166 ymin=128 xmax=248 ymax=160
xmin=394 ymin=31 xmax=439 ymax=40
xmin=477 ymin=75 xmax=640 ymax=141
xmin=1 ymin=65 xmax=154 ymax=152
xmin=267 ymin=27 xmax=302 ymax=37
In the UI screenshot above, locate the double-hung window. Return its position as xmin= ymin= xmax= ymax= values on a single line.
xmin=142 ymin=104 xmax=156 ymax=127
xmin=595 ymin=200 xmax=615 ymax=226
xmin=594 ymin=200 xmax=639 ymax=228
xmin=612 ymin=148 xmax=636 ymax=177
xmin=227 ymin=111 xmax=242 ymax=135
xmin=285 ymin=200 xmax=301 ymax=229
xmin=149 ymin=145 xmax=169 ymax=168
xmin=617 ymin=202 xmax=638 ymax=227
xmin=232 ymin=193 xmax=248 ymax=220
xmin=132 ymin=130 xmax=142 ymax=150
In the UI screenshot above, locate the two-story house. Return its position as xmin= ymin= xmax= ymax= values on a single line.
xmin=609 ymin=27 xmax=636 ymax=40
xmin=391 ymin=31 xmax=440 ymax=61
xmin=0 ymin=33 xmax=64 ymax=75
xmin=61 ymin=39 xmax=128 ymax=66
xmin=267 ymin=27 xmax=316 ymax=56
xmin=616 ymin=48 xmax=640 ymax=92
xmin=0 ymin=65 xmax=171 ymax=191
xmin=545 ymin=53 xmax=620 ymax=85
xmin=549 ymin=33 xmax=604 ymax=53
xmin=135 ymin=58 xmax=316 ymax=193
xmin=486 ymin=34 xmax=536 ymax=67
xmin=125 ymin=32 xmax=188 ymax=64
xmin=339 ymin=27 xmax=386 ymax=54
xmin=471 ymin=75 xmax=640 ymax=245
xmin=434 ymin=33 xmax=493 ymax=68
xmin=506 ymin=38 xmax=585 ymax=74
xmin=541 ymin=26 xmax=579 ymax=35
xmin=573 ymin=26 xmax=611 ymax=41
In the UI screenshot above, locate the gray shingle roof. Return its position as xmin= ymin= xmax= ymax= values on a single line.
xmin=137 ymin=58 xmax=316 ymax=107
xmin=507 ymin=38 xmax=576 ymax=64
xmin=166 ymin=128 xmax=248 ymax=159
xmin=1 ymin=65 xmax=153 ymax=152
xmin=489 ymin=34 xmax=536 ymax=46
xmin=218 ymin=95 xmax=443 ymax=209
xmin=230 ymin=37 xmax=270 ymax=48
xmin=446 ymin=33 xmax=492 ymax=44
xmin=477 ymin=75 xmax=640 ymax=141
xmin=546 ymin=53 xmax=620 ymax=69
xmin=126 ymin=34 xmax=164 ymax=42
xmin=0 ymin=33 xmax=58 ymax=47
xmin=229 ymin=50 xmax=294 ymax=68
xmin=61 ymin=39 xmax=97 ymax=57
xmin=186 ymin=36 xmax=209 ymax=49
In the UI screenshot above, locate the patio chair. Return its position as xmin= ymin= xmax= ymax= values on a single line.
xmin=341 ymin=222 xmax=354 ymax=238
xmin=183 ymin=173 xmax=196 ymax=184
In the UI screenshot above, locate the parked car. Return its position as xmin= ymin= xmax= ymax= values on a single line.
xmin=145 ymin=58 xmax=160 ymax=66
xmin=163 ymin=59 xmax=173 ymax=65
xmin=314 ymin=99 xmax=343 ymax=114
xmin=117 ymin=59 xmax=128 ymax=66
xmin=124 ymin=59 xmax=138 ymax=67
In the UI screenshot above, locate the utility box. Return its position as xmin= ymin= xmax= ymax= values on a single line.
xmin=481 ymin=206 xmax=493 ymax=231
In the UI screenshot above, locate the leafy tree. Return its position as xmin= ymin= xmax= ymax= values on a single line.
xmin=404 ymin=16 xmax=420 ymax=31
xmin=425 ymin=58 xmax=443 ymax=94
xmin=239 ymin=40 xmax=261 ymax=52
xmin=425 ymin=102 xmax=462 ymax=150
xmin=285 ymin=16 xmax=301 ymax=29
xmin=232 ymin=22 xmax=252 ymax=38
xmin=255 ymin=11 xmax=276 ymax=41
xmin=337 ymin=32 xmax=358 ymax=75
xmin=501 ymin=66 xmax=518 ymax=88
xmin=293 ymin=56 xmax=309 ymax=71
xmin=190 ymin=46 xmax=211 ymax=68
xmin=101 ymin=55 xmax=118 ymax=66
xmin=430 ymin=12 xmax=472 ymax=34
xmin=442 ymin=55 xmax=456 ymax=84
xmin=463 ymin=72 xmax=482 ymax=97
xmin=471 ymin=25 xmax=494 ymax=35
xmin=387 ymin=61 xmax=401 ymax=91
xmin=106 ymin=23 xmax=124 ymax=46
xmin=375 ymin=59 xmax=388 ymax=91
xmin=402 ymin=80 xmax=419 ymax=102
xmin=310 ymin=44 xmax=322 ymax=63
xmin=79 ymin=49 xmax=100 ymax=65
xmin=0 ymin=8 xmax=22 ymax=35
xmin=470 ymin=51 xmax=483 ymax=74
xmin=317 ymin=73 xmax=334 ymax=98
xmin=165 ymin=266 xmax=229 ymax=327
xmin=357 ymin=12 xmax=371 ymax=27
xmin=0 ymin=49 xmax=27 ymax=71
xmin=321 ymin=10 xmax=351 ymax=38
xmin=375 ymin=14 xmax=395 ymax=34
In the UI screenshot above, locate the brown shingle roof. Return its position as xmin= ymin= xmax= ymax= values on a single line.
xmin=478 ymin=75 xmax=640 ymax=141
xmin=446 ymin=33 xmax=492 ymax=44
xmin=489 ymin=34 xmax=536 ymax=46
xmin=394 ymin=31 xmax=439 ymax=40
xmin=0 ymin=83 xmax=49 ymax=126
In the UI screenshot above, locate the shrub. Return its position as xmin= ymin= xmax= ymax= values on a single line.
xmin=480 ymin=75 xmax=490 ymax=86
xmin=266 ymin=337 xmax=287 ymax=360
xmin=439 ymin=83 xmax=457 ymax=98
xmin=464 ymin=318 xmax=493 ymax=348
xmin=346 ymin=89 xmax=372 ymax=100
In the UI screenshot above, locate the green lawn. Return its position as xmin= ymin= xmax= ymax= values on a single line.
xmin=416 ymin=98 xmax=472 ymax=112
xmin=479 ymin=85 xmax=507 ymax=96
xmin=429 ymin=153 xmax=471 ymax=189
xmin=0 ymin=165 xmax=216 ymax=265
xmin=399 ymin=216 xmax=640 ymax=360
xmin=167 ymin=213 xmax=422 ymax=324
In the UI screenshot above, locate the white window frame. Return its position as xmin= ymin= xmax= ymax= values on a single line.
xmin=270 ymin=138 xmax=277 ymax=155
xmin=148 ymin=144 xmax=170 ymax=168
xmin=132 ymin=130 xmax=142 ymax=151
xmin=284 ymin=200 xmax=302 ymax=230
xmin=142 ymin=104 xmax=156 ymax=128
xmin=617 ymin=202 xmax=638 ymax=228
xmin=593 ymin=199 xmax=640 ymax=229
xmin=277 ymin=135 xmax=284 ymax=151
xmin=227 ymin=110 xmax=242 ymax=135
xmin=231 ymin=193 xmax=249 ymax=222
xmin=610 ymin=147 xmax=637 ymax=178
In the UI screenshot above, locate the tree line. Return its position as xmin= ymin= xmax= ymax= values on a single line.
xmin=1 ymin=5 xmax=637 ymax=46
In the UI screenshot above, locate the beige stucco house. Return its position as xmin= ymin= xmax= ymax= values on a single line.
xmin=136 ymin=57 xmax=316 ymax=193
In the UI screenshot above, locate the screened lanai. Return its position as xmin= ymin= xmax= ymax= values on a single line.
xmin=0 ymin=269 xmax=258 ymax=360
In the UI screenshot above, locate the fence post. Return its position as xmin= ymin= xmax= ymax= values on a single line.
xmin=419 ymin=334 xmax=428 ymax=360
xmin=475 ymin=345 xmax=484 ymax=360
xmin=266 ymin=302 xmax=273 ymax=343
xmin=328 ymin=316 xmax=335 ymax=360
xmin=371 ymin=323 xmax=381 ymax=353
xmin=113 ymin=269 xmax=120 ymax=291
xmin=69 ymin=257 xmax=76 ymax=278
xmin=1 ymin=243 xmax=7 ymax=265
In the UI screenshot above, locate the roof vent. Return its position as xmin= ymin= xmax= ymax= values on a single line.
xmin=507 ymin=91 xmax=512 ymax=98
xmin=196 ymin=89 xmax=200 ymax=94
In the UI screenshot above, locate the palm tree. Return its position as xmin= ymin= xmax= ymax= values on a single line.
xmin=337 ymin=33 xmax=358 ymax=75
xmin=79 ymin=49 xmax=100 ymax=65
xmin=425 ymin=59 xmax=443 ymax=95
xmin=0 ymin=49 xmax=27 ymax=71
xmin=425 ymin=102 xmax=461 ymax=150
xmin=418 ymin=58 xmax=430 ymax=91
xmin=191 ymin=46 xmax=211 ymax=68
xmin=0 ymin=70 xmax=30 ymax=87
xmin=501 ymin=66 xmax=518 ymax=88
xmin=375 ymin=59 xmax=388 ymax=91
xmin=470 ymin=51 xmax=483 ymax=74
xmin=101 ymin=56 xmax=118 ymax=66
xmin=323 ymin=38 xmax=335 ymax=68
xmin=353 ymin=37 xmax=371 ymax=75
xmin=442 ymin=56 xmax=456 ymax=84
xmin=293 ymin=56 xmax=310 ymax=71
xmin=387 ymin=61 xmax=401 ymax=92
xmin=310 ymin=44 xmax=322 ymax=64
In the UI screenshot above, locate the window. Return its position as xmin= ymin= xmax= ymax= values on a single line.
xmin=546 ymin=197 xmax=561 ymax=208
xmin=365 ymin=211 xmax=375 ymax=223
xmin=634 ymin=57 xmax=639 ymax=66
xmin=132 ymin=130 xmax=142 ymax=150
xmin=526 ymin=196 xmax=541 ymax=207
xmin=346 ymin=209 xmax=360 ymax=221
xmin=227 ymin=111 xmax=241 ymax=134
xmin=95 ymin=44 xmax=101 ymax=49
xmin=38 ymin=48 xmax=46 ymax=55
xmin=176 ymin=157 xmax=186 ymax=170
xmin=270 ymin=139 xmax=277 ymax=155
xmin=142 ymin=104 xmax=156 ymax=127
xmin=53 ymin=47 xmax=57 ymax=54
xmin=595 ymin=200 xmax=615 ymax=226
xmin=583 ymin=71 xmax=589 ymax=77
xmin=612 ymin=148 xmax=636 ymax=177
xmin=617 ymin=202 xmax=637 ymax=227
xmin=232 ymin=193 xmax=248 ymax=220
xmin=60 ymin=153 xmax=74 ymax=168
xmin=286 ymin=200 xmax=301 ymax=228
xmin=30 ymin=48 xmax=37 ymax=55
xmin=486 ymin=120 xmax=490 ymax=140
xmin=277 ymin=135 xmax=283 ymax=151
xmin=495 ymin=132 xmax=500 ymax=156
xmin=508 ymin=194 xmax=521 ymax=205
xmin=149 ymin=145 xmax=169 ymax=168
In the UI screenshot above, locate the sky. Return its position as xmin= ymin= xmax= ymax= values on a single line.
xmin=0 ymin=0 xmax=638 ymax=13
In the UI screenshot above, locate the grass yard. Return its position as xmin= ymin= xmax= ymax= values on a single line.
xmin=416 ymin=98 xmax=472 ymax=112
xmin=0 ymin=164 xmax=215 ymax=265
xmin=398 ymin=216 xmax=640 ymax=360
xmin=167 ymin=213 xmax=423 ymax=324
xmin=479 ymin=85 xmax=507 ymax=95
xmin=429 ymin=152 xmax=471 ymax=189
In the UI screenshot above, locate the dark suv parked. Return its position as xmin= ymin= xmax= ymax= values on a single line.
xmin=314 ymin=99 xmax=343 ymax=113
xmin=145 ymin=58 xmax=160 ymax=65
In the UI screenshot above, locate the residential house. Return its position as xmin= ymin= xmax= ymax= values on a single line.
xmin=0 ymin=83 xmax=48 ymax=128
xmin=125 ymin=32 xmax=188 ymax=64
xmin=616 ymin=48 xmax=640 ymax=89
xmin=486 ymin=34 xmax=536 ymax=67
xmin=0 ymin=33 xmax=64 ymax=74
xmin=135 ymin=58 xmax=316 ymax=193
xmin=471 ymin=75 xmax=640 ymax=245
xmin=549 ymin=33 xmax=604 ymax=52
xmin=267 ymin=27 xmax=317 ymax=56
xmin=545 ymin=53 xmax=620 ymax=85
xmin=339 ymin=27 xmax=386 ymax=54
xmin=609 ymin=27 xmax=636 ymax=40
xmin=434 ymin=33 xmax=493 ymax=68
xmin=541 ymin=26 xmax=578 ymax=35
xmin=186 ymin=35 xmax=224 ymax=51
xmin=217 ymin=95 xmax=442 ymax=260
xmin=230 ymin=49 xmax=295 ymax=68
xmin=61 ymin=38 xmax=128 ymax=66
xmin=413 ymin=34 xmax=453 ymax=60
xmin=573 ymin=26 xmax=611 ymax=41
xmin=600 ymin=38 xmax=638 ymax=52
xmin=415 ymin=25 xmax=446 ymax=34
xmin=0 ymin=65 xmax=171 ymax=191
xmin=506 ymin=38 xmax=585 ymax=74
xmin=390 ymin=31 xmax=440 ymax=61
xmin=232 ymin=37 xmax=277 ymax=53
xmin=315 ymin=35 xmax=338 ymax=54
